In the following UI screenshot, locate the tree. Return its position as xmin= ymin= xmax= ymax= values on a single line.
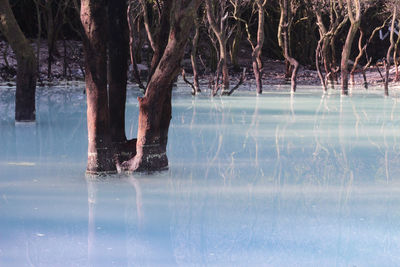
xmin=81 ymin=0 xmax=115 ymax=174
xmin=231 ymin=0 xmax=267 ymax=95
xmin=384 ymin=0 xmax=400 ymax=95
xmin=0 ymin=0 xmax=37 ymax=122
xmin=278 ymin=0 xmax=300 ymax=93
xmin=340 ymin=0 xmax=362 ymax=95
xmin=206 ymin=0 xmax=231 ymax=95
xmin=121 ymin=0 xmax=202 ymax=172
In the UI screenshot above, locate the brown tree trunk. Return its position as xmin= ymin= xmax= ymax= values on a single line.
xmin=0 ymin=0 xmax=37 ymax=122
xmin=108 ymin=0 xmax=129 ymax=144
xmin=191 ymin=15 xmax=201 ymax=95
xmin=340 ymin=0 xmax=361 ymax=96
xmin=279 ymin=0 xmax=299 ymax=93
xmin=230 ymin=19 xmax=241 ymax=71
xmin=253 ymin=0 xmax=266 ymax=95
xmin=385 ymin=7 xmax=397 ymax=96
xmin=122 ymin=1 xmax=202 ymax=172
xmin=81 ymin=0 xmax=116 ymax=175
xmin=219 ymin=41 xmax=230 ymax=94
xmin=206 ymin=0 xmax=230 ymax=95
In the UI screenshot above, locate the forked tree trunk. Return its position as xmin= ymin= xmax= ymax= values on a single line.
xmin=206 ymin=0 xmax=230 ymax=95
xmin=340 ymin=0 xmax=361 ymax=96
xmin=0 ymin=0 xmax=37 ymax=122
xmin=122 ymin=1 xmax=202 ymax=172
xmin=81 ymin=0 xmax=116 ymax=175
xmin=279 ymin=0 xmax=299 ymax=93
xmin=108 ymin=0 xmax=129 ymax=144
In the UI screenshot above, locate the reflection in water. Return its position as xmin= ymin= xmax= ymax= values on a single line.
xmin=2 ymin=88 xmax=400 ymax=265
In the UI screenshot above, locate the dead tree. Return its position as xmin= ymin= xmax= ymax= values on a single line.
xmin=230 ymin=0 xmax=266 ymax=94
xmin=206 ymin=0 xmax=231 ymax=95
xmin=309 ymin=0 xmax=348 ymax=90
xmin=278 ymin=0 xmax=299 ymax=93
xmin=340 ymin=0 xmax=361 ymax=95
xmin=384 ymin=1 xmax=400 ymax=95
xmin=0 ymin=0 xmax=37 ymax=122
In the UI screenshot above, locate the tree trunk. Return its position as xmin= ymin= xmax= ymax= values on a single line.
xmin=385 ymin=7 xmax=397 ymax=96
xmin=230 ymin=19 xmax=242 ymax=71
xmin=279 ymin=0 xmax=299 ymax=93
xmin=122 ymin=1 xmax=202 ymax=172
xmin=340 ymin=0 xmax=361 ymax=95
xmin=191 ymin=15 xmax=201 ymax=95
xmin=81 ymin=0 xmax=116 ymax=175
xmin=219 ymin=40 xmax=230 ymax=94
xmin=0 ymin=0 xmax=37 ymax=122
xmin=253 ymin=0 xmax=265 ymax=95
xmin=45 ymin=0 xmax=55 ymax=79
xmin=206 ymin=0 xmax=230 ymax=95
xmin=108 ymin=0 xmax=129 ymax=144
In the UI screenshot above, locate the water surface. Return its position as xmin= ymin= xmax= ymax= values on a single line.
xmin=1 ymin=85 xmax=400 ymax=266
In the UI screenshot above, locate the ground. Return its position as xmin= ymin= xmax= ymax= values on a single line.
xmin=0 ymin=39 xmax=398 ymax=91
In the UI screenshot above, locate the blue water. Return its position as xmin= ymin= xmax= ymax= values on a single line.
xmin=1 ymin=84 xmax=400 ymax=266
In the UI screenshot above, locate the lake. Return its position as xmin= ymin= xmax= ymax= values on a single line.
xmin=1 ymin=83 xmax=400 ymax=266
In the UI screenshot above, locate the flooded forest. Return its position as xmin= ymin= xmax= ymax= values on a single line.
xmin=1 ymin=0 xmax=400 ymax=266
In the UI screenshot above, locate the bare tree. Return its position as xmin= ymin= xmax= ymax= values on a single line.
xmin=231 ymin=0 xmax=267 ymax=94
xmin=0 ymin=0 xmax=37 ymax=122
xmin=206 ymin=0 xmax=231 ymax=95
xmin=384 ymin=0 xmax=400 ymax=95
xmin=340 ymin=0 xmax=362 ymax=95
xmin=278 ymin=0 xmax=299 ymax=93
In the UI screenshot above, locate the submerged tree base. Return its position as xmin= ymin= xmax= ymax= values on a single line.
xmin=121 ymin=144 xmax=168 ymax=173
xmin=86 ymin=148 xmax=117 ymax=176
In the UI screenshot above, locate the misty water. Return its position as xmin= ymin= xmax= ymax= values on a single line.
xmin=1 ymin=83 xmax=400 ymax=266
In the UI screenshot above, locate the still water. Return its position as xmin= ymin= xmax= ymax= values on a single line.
xmin=1 ymin=84 xmax=400 ymax=266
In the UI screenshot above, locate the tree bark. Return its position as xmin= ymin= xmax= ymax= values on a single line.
xmin=385 ymin=7 xmax=397 ymax=96
xmin=340 ymin=0 xmax=361 ymax=96
xmin=108 ymin=0 xmax=129 ymax=144
xmin=0 ymin=0 xmax=37 ymax=122
xmin=81 ymin=0 xmax=116 ymax=175
xmin=206 ymin=0 xmax=230 ymax=94
xmin=252 ymin=0 xmax=266 ymax=95
xmin=122 ymin=1 xmax=202 ymax=172
xmin=279 ymin=0 xmax=299 ymax=93
xmin=191 ymin=14 xmax=201 ymax=95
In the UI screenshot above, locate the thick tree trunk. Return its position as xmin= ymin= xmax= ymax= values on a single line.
xmin=122 ymin=1 xmax=202 ymax=172
xmin=0 ymin=0 xmax=37 ymax=122
xmin=108 ymin=0 xmax=129 ymax=144
xmin=81 ymin=0 xmax=116 ymax=175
